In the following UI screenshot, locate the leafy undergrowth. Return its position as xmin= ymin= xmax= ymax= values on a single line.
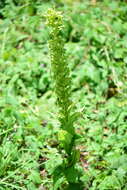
xmin=0 ymin=0 xmax=127 ymax=189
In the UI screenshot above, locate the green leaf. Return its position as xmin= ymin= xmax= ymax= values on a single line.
xmin=64 ymin=167 xmax=78 ymax=183
xmin=114 ymin=49 xmax=123 ymax=59
xmin=28 ymin=171 xmax=41 ymax=184
xmin=98 ymin=175 xmax=121 ymax=189
xmin=124 ymin=57 xmax=127 ymax=63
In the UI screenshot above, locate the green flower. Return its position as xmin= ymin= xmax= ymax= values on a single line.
xmin=47 ymin=9 xmax=74 ymax=134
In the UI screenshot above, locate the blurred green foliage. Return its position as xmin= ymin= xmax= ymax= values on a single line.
xmin=0 ymin=0 xmax=127 ymax=189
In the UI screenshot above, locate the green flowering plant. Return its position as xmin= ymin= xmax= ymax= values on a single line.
xmin=46 ymin=9 xmax=83 ymax=189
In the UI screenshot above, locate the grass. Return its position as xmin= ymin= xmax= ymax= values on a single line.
xmin=0 ymin=0 xmax=127 ymax=189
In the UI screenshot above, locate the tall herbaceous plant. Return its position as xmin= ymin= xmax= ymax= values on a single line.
xmin=46 ymin=9 xmax=83 ymax=189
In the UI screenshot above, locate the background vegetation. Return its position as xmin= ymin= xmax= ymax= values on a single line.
xmin=0 ymin=0 xmax=127 ymax=189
